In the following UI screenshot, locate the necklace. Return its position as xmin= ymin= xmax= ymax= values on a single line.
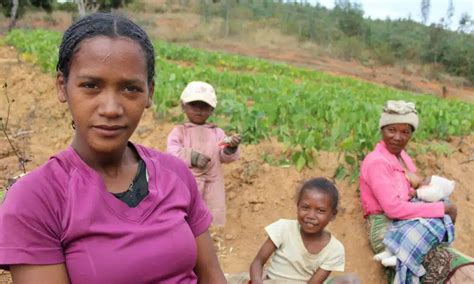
xmin=127 ymin=181 xmax=134 ymax=193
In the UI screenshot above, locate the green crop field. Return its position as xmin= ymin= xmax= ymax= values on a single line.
xmin=5 ymin=29 xmax=474 ymax=180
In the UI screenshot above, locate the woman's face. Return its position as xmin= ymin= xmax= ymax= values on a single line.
xmin=381 ymin=123 xmax=413 ymax=155
xmin=56 ymin=36 xmax=153 ymax=154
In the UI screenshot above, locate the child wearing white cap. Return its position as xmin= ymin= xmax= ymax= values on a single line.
xmin=167 ymin=81 xmax=241 ymax=227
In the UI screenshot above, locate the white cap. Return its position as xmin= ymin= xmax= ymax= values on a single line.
xmin=180 ymin=81 xmax=217 ymax=108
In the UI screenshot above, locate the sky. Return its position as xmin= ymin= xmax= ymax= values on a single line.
xmin=313 ymin=0 xmax=474 ymax=30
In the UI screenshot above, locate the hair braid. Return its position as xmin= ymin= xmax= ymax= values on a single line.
xmin=56 ymin=13 xmax=155 ymax=84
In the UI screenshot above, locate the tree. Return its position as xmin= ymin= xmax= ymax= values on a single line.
xmin=199 ymin=0 xmax=211 ymax=23
xmin=1 ymin=0 xmax=50 ymax=17
xmin=75 ymin=0 xmax=133 ymax=17
xmin=222 ymin=0 xmax=230 ymax=37
xmin=8 ymin=0 xmax=18 ymax=31
xmin=76 ymin=0 xmax=99 ymax=17
xmin=458 ymin=13 xmax=473 ymax=33
xmin=334 ymin=0 xmax=364 ymax=37
xmin=420 ymin=0 xmax=430 ymax=24
xmin=1 ymin=0 xmax=53 ymax=30
xmin=446 ymin=0 xmax=454 ymax=25
xmin=437 ymin=0 xmax=454 ymax=29
xmin=422 ymin=23 xmax=446 ymax=64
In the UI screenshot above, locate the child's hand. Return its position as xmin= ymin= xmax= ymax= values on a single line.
xmin=220 ymin=135 xmax=241 ymax=148
xmin=196 ymin=153 xmax=211 ymax=168
xmin=405 ymin=172 xmax=424 ymax=189
xmin=191 ymin=151 xmax=211 ymax=169
xmin=227 ymin=134 xmax=241 ymax=148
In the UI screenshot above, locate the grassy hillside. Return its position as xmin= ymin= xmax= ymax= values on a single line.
xmin=187 ymin=0 xmax=474 ymax=83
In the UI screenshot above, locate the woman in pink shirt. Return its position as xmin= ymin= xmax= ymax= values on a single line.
xmin=360 ymin=100 xmax=473 ymax=283
xmin=0 ymin=13 xmax=226 ymax=284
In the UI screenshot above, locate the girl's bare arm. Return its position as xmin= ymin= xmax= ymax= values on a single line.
xmin=10 ymin=263 xmax=70 ymax=284
xmin=249 ymin=238 xmax=277 ymax=284
xmin=308 ymin=268 xmax=331 ymax=284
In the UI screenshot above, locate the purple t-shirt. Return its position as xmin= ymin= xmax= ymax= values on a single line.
xmin=0 ymin=144 xmax=212 ymax=283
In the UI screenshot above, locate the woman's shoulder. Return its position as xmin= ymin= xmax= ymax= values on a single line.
xmin=362 ymin=146 xmax=384 ymax=162
xmin=135 ymin=144 xmax=186 ymax=168
xmin=361 ymin=148 xmax=391 ymax=170
xmin=13 ymin=148 xmax=74 ymax=185
xmin=4 ymin=148 xmax=74 ymax=210
xmin=134 ymin=144 xmax=195 ymax=184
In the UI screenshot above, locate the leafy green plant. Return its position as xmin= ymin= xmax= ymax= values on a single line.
xmin=6 ymin=29 xmax=474 ymax=179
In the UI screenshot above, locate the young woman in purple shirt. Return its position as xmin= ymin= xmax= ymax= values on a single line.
xmin=0 ymin=13 xmax=226 ymax=284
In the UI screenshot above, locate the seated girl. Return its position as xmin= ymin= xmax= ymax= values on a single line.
xmin=249 ymin=178 xmax=346 ymax=284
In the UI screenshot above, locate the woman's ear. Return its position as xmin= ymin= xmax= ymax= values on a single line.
xmin=56 ymin=72 xmax=68 ymax=103
xmin=146 ymin=81 xmax=155 ymax=108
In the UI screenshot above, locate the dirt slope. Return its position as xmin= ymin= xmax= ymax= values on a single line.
xmin=1 ymin=45 xmax=473 ymax=283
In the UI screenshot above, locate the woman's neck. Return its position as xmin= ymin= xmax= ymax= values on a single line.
xmin=397 ymin=154 xmax=409 ymax=170
xmin=71 ymin=137 xmax=136 ymax=174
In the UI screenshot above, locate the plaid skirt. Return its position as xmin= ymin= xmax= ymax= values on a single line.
xmin=367 ymin=214 xmax=474 ymax=283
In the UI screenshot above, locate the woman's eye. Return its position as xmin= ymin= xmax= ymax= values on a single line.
xmin=80 ymin=82 xmax=97 ymax=89
xmin=124 ymin=86 xmax=143 ymax=93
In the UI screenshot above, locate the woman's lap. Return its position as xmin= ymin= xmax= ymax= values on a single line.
xmin=367 ymin=214 xmax=392 ymax=254
xmin=367 ymin=214 xmax=474 ymax=283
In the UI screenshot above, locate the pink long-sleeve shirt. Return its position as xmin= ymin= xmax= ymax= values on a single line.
xmin=359 ymin=140 xmax=445 ymax=220
xmin=166 ymin=123 xmax=239 ymax=183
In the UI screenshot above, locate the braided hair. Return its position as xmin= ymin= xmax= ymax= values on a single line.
xmin=296 ymin=177 xmax=339 ymax=211
xmin=57 ymin=13 xmax=155 ymax=84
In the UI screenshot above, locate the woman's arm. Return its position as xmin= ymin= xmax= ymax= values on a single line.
xmin=365 ymin=160 xmax=445 ymax=219
xmin=194 ymin=230 xmax=226 ymax=284
xmin=405 ymin=172 xmax=425 ymax=189
xmin=10 ymin=264 xmax=69 ymax=284
xmin=308 ymin=268 xmax=331 ymax=284
xmin=249 ymin=238 xmax=277 ymax=284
